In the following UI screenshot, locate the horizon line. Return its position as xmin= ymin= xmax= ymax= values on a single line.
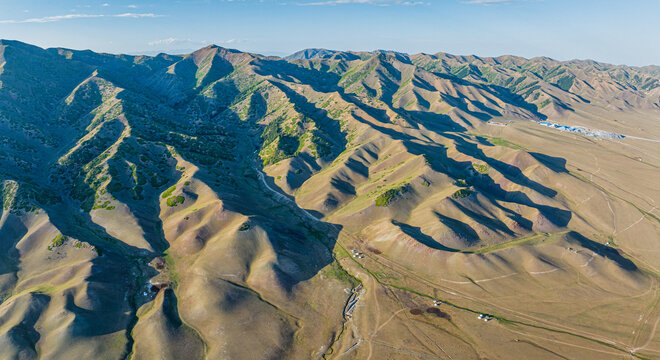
xmin=2 ymin=38 xmax=658 ymax=68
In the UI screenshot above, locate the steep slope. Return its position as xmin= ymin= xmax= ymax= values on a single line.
xmin=410 ymin=52 xmax=660 ymax=118
xmin=0 ymin=41 xmax=659 ymax=360
xmin=0 ymin=41 xmax=351 ymax=359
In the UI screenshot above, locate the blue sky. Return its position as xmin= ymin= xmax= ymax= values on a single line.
xmin=0 ymin=0 xmax=658 ymax=66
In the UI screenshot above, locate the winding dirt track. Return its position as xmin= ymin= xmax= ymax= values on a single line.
xmin=350 ymin=245 xmax=644 ymax=355
xmin=635 ymin=316 xmax=660 ymax=352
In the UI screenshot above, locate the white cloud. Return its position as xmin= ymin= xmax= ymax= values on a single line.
xmin=102 ymin=3 xmax=109 ymax=6
xmin=149 ymin=37 xmax=179 ymax=46
xmin=0 ymin=14 xmax=104 ymax=23
xmin=297 ymin=0 xmax=427 ymax=5
xmin=148 ymin=38 xmax=207 ymax=46
xmin=461 ymin=0 xmax=513 ymax=4
xmin=114 ymin=13 xmax=159 ymax=18
xmin=148 ymin=38 xmax=242 ymax=48
xmin=127 ymin=4 xmax=137 ymax=8
xmin=0 ymin=13 xmax=162 ymax=24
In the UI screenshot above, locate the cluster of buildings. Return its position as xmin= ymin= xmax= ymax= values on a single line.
xmin=350 ymin=249 xmax=365 ymax=259
xmin=538 ymin=121 xmax=625 ymax=139
xmin=478 ymin=313 xmax=495 ymax=322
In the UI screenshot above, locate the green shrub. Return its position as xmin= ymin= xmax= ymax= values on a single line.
xmin=538 ymin=98 xmax=552 ymax=109
xmin=473 ymin=164 xmax=489 ymax=174
xmin=488 ymin=137 xmax=527 ymax=150
xmin=105 ymin=180 xmax=123 ymax=194
xmin=375 ymin=186 xmax=407 ymax=207
xmin=451 ymin=189 xmax=472 ymax=199
xmin=556 ymin=75 xmax=574 ymax=91
xmin=161 ymin=186 xmax=176 ymax=198
xmin=48 ymin=234 xmax=68 ymax=250
xmin=150 ymin=175 xmax=168 ymax=188
xmin=239 ymin=223 xmax=250 ymax=231
xmin=321 ymin=261 xmax=360 ymax=287
xmin=166 ymin=196 xmax=184 ymax=207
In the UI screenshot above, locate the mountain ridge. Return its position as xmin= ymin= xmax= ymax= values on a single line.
xmin=0 ymin=38 xmax=659 ymax=359
xmin=286 ymin=45 xmax=660 ymax=68
xmin=4 ymin=38 xmax=658 ymax=68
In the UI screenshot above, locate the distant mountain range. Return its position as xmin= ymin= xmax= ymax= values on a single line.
xmin=1 ymin=39 xmax=659 ymax=359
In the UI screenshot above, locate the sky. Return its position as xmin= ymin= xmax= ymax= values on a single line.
xmin=0 ymin=0 xmax=659 ymax=66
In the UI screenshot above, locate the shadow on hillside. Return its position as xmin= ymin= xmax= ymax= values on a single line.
xmin=392 ymin=220 xmax=460 ymax=252
xmin=432 ymin=211 xmax=483 ymax=244
xmin=266 ymin=81 xmax=349 ymax=181
xmin=0 ymin=210 xmax=27 ymax=280
xmin=349 ymin=114 xmax=572 ymax=230
xmin=568 ymin=231 xmax=638 ymax=271
xmin=253 ymin=55 xmax=552 ymax=140
xmin=444 ymin=133 xmax=559 ymax=198
xmin=133 ymin=94 xmax=344 ymax=295
xmin=529 ymin=152 xmax=568 ymax=173
xmin=42 ymin=200 xmax=156 ymax=359
xmin=253 ymin=57 xmax=392 ymax=124
xmin=4 ymin=47 xmax=347 ymax=358
xmin=428 ymin=72 xmax=548 ymax=120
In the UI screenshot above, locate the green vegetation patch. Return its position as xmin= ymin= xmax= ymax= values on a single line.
xmin=238 ymin=222 xmax=251 ymax=231
xmin=333 ymin=245 xmax=351 ymax=260
xmin=473 ymin=163 xmax=490 ymax=174
xmin=474 ymin=134 xmax=528 ymax=151
xmin=48 ymin=234 xmax=68 ymax=251
xmin=375 ymin=185 xmax=408 ymax=207
xmin=455 ymin=179 xmax=468 ymax=187
xmin=166 ymin=195 xmax=184 ymax=207
xmin=491 ymin=137 xmax=526 ymax=150
xmin=150 ymin=175 xmax=169 ymax=188
xmin=538 ymin=98 xmax=552 ymax=109
xmin=469 ymin=231 xmax=569 ymax=254
xmin=2 ymin=180 xmax=18 ymax=210
xmin=161 ymin=185 xmax=176 ymax=199
xmin=321 ymin=261 xmax=360 ymax=287
xmin=1 ymin=180 xmax=46 ymax=214
xmin=93 ymin=199 xmax=113 ymax=210
xmin=451 ymin=189 xmax=472 ymax=199
xmin=555 ymin=75 xmax=575 ymax=92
